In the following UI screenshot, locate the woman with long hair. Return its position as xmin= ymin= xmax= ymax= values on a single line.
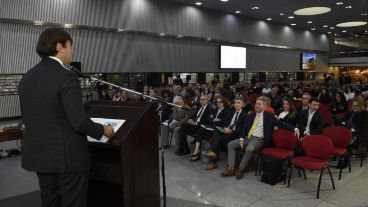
xmin=276 ymin=97 xmax=298 ymax=126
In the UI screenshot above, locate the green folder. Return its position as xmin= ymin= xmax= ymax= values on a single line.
xmin=216 ymin=126 xmax=225 ymax=133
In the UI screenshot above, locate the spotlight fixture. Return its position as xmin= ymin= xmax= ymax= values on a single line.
xmin=342 ymin=30 xmax=347 ymax=33
xmin=266 ymin=18 xmax=272 ymax=21
xmin=307 ymin=21 xmax=313 ymax=24
xmin=220 ymin=0 xmax=229 ymax=2
xmin=195 ymin=2 xmax=202 ymax=6
xmin=288 ymin=16 xmax=294 ymax=19
xmin=235 ymin=10 xmax=241 ymax=14
xmin=280 ymin=13 xmax=284 ymax=16
xmin=336 ymin=2 xmax=343 ymax=5
xmin=328 ymin=32 xmax=332 ymax=34
xmin=345 ymin=5 xmax=352 ymax=9
xmin=362 ymin=13 xmax=368 ymax=16
xmin=291 ymin=23 xmax=296 ymax=26
xmin=330 ymin=27 xmax=335 ymax=29
xmin=311 ymin=28 xmax=316 ymax=30
xmin=251 ymin=6 xmax=259 ymax=10
xmin=323 ymin=25 xmax=328 ymax=28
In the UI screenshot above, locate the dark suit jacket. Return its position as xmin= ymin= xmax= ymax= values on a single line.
xmin=240 ymin=111 xmax=296 ymax=147
xmin=19 ymin=57 xmax=104 ymax=173
xmin=223 ymin=110 xmax=247 ymax=136
xmin=298 ymin=109 xmax=324 ymax=135
xmin=209 ymin=108 xmax=227 ymax=127
xmin=192 ymin=105 xmax=212 ymax=126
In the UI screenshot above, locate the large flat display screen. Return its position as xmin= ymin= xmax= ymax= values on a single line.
xmin=301 ymin=53 xmax=317 ymax=70
xmin=220 ymin=45 xmax=246 ymax=69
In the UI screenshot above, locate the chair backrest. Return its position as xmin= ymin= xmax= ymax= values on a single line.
xmin=301 ymin=135 xmax=333 ymax=161
xmin=318 ymin=104 xmax=333 ymax=125
xmin=323 ymin=126 xmax=352 ymax=148
xmin=272 ymin=128 xmax=298 ymax=150
xmin=248 ymin=93 xmax=260 ymax=104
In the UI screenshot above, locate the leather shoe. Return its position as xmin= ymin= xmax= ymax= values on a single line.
xmin=189 ymin=155 xmax=201 ymax=162
xmin=207 ymin=151 xmax=217 ymax=159
xmin=235 ymin=170 xmax=244 ymax=179
xmin=221 ymin=168 xmax=235 ymax=177
xmin=205 ymin=163 xmax=218 ymax=171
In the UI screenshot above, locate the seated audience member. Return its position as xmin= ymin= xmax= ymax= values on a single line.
xmin=119 ymin=90 xmax=130 ymax=102
xmin=344 ymin=86 xmax=355 ymax=101
xmin=276 ymin=97 xmax=298 ymax=126
xmin=160 ymin=96 xmax=191 ymax=149
xmin=318 ymin=87 xmax=332 ymax=105
xmin=270 ymin=86 xmax=282 ymax=111
xmin=298 ymin=97 xmax=324 ymax=137
xmin=160 ymin=90 xmax=174 ymax=122
xmin=99 ymin=90 xmax=111 ymax=100
xmin=331 ymin=91 xmax=348 ymax=115
xmin=176 ymin=95 xmax=212 ymax=155
xmin=265 ymin=97 xmax=275 ymax=114
xmin=112 ymin=90 xmax=122 ymax=101
xmin=221 ymin=96 xmax=299 ymax=179
xmin=192 ymin=88 xmax=202 ymax=109
xmin=297 ymin=93 xmax=311 ymax=112
xmin=190 ymin=97 xmax=228 ymax=162
xmin=205 ymin=97 xmax=248 ymax=170
xmin=343 ymin=100 xmax=368 ymax=149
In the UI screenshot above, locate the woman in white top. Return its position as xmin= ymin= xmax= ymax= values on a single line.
xmin=344 ymin=86 xmax=355 ymax=101
xmin=275 ymin=97 xmax=298 ymax=126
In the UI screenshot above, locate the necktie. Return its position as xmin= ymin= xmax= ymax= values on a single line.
xmin=229 ymin=112 xmax=239 ymax=129
xmin=197 ymin=107 xmax=204 ymax=122
xmin=247 ymin=113 xmax=261 ymax=139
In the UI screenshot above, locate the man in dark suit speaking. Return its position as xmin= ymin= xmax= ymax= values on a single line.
xmin=18 ymin=28 xmax=115 ymax=207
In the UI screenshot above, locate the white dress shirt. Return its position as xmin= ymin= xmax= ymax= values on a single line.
xmin=228 ymin=109 xmax=242 ymax=130
xmin=196 ymin=105 xmax=207 ymax=123
xmin=278 ymin=111 xmax=289 ymax=119
xmin=306 ymin=109 xmax=316 ymax=133
xmin=49 ymin=56 xmax=70 ymax=71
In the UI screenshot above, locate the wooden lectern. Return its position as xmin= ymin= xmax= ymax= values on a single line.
xmin=85 ymin=101 xmax=160 ymax=207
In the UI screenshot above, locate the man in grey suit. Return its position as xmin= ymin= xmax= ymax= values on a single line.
xmin=19 ymin=28 xmax=114 ymax=207
xmin=160 ymin=95 xmax=191 ymax=149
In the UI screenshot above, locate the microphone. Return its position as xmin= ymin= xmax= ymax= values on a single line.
xmin=69 ymin=66 xmax=89 ymax=79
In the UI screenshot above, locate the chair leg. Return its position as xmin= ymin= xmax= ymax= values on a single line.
xmin=283 ymin=160 xmax=288 ymax=185
xmin=287 ymin=165 xmax=293 ymax=188
xmin=316 ymin=168 xmax=324 ymax=199
xmin=297 ymin=168 xmax=302 ymax=177
xmin=302 ymin=169 xmax=307 ymax=180
xmin=258 ymin=155 xmax=263 ymax=176
xmin=348 ymin=153 xmax=351 ymax=173
xmin=169 ymin=132 xmax=173 ymax=147
xmin=338 ymin=156 xmax=343 ymax=180
xmin=255 ymin=155 xmax=260 ymax=176
xmin=327 ymin=167 xmax=335 ymax=190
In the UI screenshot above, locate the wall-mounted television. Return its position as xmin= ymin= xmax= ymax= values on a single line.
xmin=220 ymin=45 xmax=246 ymax=69
xmin=301 ymin=53 xmax=316 ymax=70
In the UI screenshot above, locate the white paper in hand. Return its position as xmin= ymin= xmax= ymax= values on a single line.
xmin=87 ymin=118 xmax=126 ymax=143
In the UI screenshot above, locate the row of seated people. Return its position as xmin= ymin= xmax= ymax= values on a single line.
xmin=160 ymin=93 xmax=368 ymax=179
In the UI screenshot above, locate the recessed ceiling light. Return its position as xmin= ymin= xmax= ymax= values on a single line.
xmin=336 ymin=2 xmax=343 ymax=5
xmin=328 ymin=32 xmax=332 ymax=34
xmin=336 ymin=21 xmax=368 ymax=27
xmin=307 ymin=21 xmax=313 ymax=24
xmin=330 ymin=27 xmax=335 ymax=29
xmin=266 ymin=18 xmax=272 ymax=21
xmin=366 ymin=30 xmax=368 ymax=33
xmin=311 ymin=28 xmax=316 ymax=30
xmin=323 ymin=25 xmax=328 ymax=28
xmin=345 ymin=5 xmax=352 ymax=9
xmin=251 ymin=6 xmax=259 ymax=10
xmin=362 ymin=13 xmax=368 ymax=16
xmin=280 ymin=13 xmax=284 ymax=16
xmin=342 ymin=30 xmax=347 ymax=33
xmin=235 ymin=10 xmax=241 ymax=14
xmin=195 ymin=2 xmax=202 ymax=6
xmin=291 ymin=23 xmax=296 ymax=26
xmin=220 ymin=0 xmax=229 ymax=2
xmin=288 ymin=16 xmax=294 ymax=19
xmin=294 ymin=7 xmax=331 ymax=16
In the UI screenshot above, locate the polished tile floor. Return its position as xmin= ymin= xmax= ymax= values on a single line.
xmin=1 ymin=119 xmax=368 ymax=207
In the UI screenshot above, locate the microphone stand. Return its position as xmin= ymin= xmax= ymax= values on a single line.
xmin=69 ymin=67 xmax=177 ymax=207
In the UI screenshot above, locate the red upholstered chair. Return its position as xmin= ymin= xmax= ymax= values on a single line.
xmin=323 ymin=126 xmax=353 ymax=180
xmin=248 ymin=93 xmax=260 ymax=104
xmin=287 ymin=135 xmax=335 ymax=199
xmin=256 ymin=129 xmax=298 ymax=183
xmin=318 ymin=104 xmax=333 ymax=126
